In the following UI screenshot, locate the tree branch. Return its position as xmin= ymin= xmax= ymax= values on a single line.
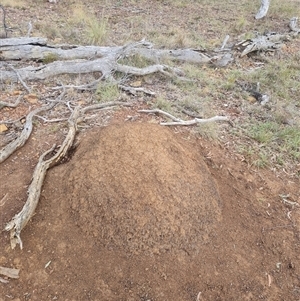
xmin=255 ymin=0 xmax=270 ymax=19
xmin=0 ymin=102 xmax=55 ymax=163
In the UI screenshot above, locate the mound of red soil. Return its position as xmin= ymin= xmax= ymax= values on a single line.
xmin=1 ymin=122 xmax=299 ymax=301
xmin=66 ymin=123 xmax=222 ymax=254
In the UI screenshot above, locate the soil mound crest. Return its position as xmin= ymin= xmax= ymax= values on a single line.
xmin=65 ymin=123 xmax=222 ymax=254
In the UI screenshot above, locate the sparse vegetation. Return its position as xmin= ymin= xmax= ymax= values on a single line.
xmin=1 ymin=0 xmax=299 ymax=174
xmin=96 ymin=83 xmax=120 ymax=102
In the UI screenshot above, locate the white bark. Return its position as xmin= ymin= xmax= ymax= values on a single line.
xmin=255 ymin=0 xmax=270 ymax=19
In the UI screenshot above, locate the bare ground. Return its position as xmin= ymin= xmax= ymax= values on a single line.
xmin=1 ymin=1 xmax=300 ymax=300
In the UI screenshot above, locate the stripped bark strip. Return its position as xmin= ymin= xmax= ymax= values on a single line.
xmin=0 ymin=102 xmax=55 ymax=163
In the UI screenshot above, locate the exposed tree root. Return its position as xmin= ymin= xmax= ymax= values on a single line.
xmin=4 ymin=101 xmax=132 ymax=249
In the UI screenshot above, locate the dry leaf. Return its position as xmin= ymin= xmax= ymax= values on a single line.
xmin=24 ymin=94 xmax=38 ymax=104
xmin=130 ymin=80 xmax=142 ymax=87
xmin=0 ymin=124 xmax=8 ymax=133
xmin=12 ymin=90 xmax=22 ymax=96
xmin=247 ymin=96 xmax=257 ymax=103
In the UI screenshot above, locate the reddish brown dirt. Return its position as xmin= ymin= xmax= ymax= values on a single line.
xmin=1 ymin=0 xmax=300 ymax=299
xmin=1 ymin=118 xmax=300 ymax=301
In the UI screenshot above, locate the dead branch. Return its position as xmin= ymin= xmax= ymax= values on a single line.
xmin=118 ymin=84 xmax=155 ymax=96
xmin=160 ymin=116 xmax=229 ymax=126
xmin=4 ymin=105 xmax=80 ymax=249
xmin=0 ymin=193 xmax=8 ymax=206
xmin=5 ymin=144 xmax=57 ymax=249
xmin=35 ymin=115 xmax=68 ymax=123
xmin=0 ymin=102 xmax=55 ymax=163
xmin=255 ymin=0 xmax=270 ymax=19
xmin=0 ymin=94 xmax=23 ymax=109
xmin=5 ymin=101 xmax=132 ymax=249
xmin=138 ymin=109 xmax=183 ymax=122
xmin=138 ymin=109 xmax=229 ymax=126
xmin=7 ymin=65 xmax=31 ymax=93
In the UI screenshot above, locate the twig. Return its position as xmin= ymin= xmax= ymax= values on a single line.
xmin=279 ymin=194 xmax=300 ymax=208
xmin=35 ymin=115 xmax=68 ymax=123
xmin=138 ymin=109 xmax=229 ymax=126
xmin=138 ymin=109 xmax=183 ymax=122
xmin=0 ymin=94 xmax=23 ymax=109
xmin=220 ymin=35 xmax=230 ymax=50
xmin=0 ymin=193 xmax=8 ymax=206
xmin=161 ymin=116 xmax=229 ymax=126
xmin=267 ymin=273 xmax=272 ymax=287
xmin=118 ymin=84 xmax=156 ymax=96
xmin=0 ymin=102 xmax=55 ymax=163
xmin=27 ymin=21 xmax=32 ymax=37
xmin=196 ymin=292 xmax=202 ymax=301
xmin=7 ymin=65 xmax=31 ymax=93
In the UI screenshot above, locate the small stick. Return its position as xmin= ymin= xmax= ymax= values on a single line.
xmin=267 ymin=273 xmax=272 ymax=287
xmin=0 ymin=193 xmax=8 ymax=206
xmin=220 ymin=35 xmax=230 ymax=50
xmin=27 ymin=21 xmax=32 ymax=37
xmin=7 ymin=65 xmax=31 ymax=93
xmin=35 ymin=115 xmax=68 ymax=123
xmin=0 ymin=94 xmax=23 ymax=109
xmin=138 ymin=109 xmax=183 ymax=122
xmin=160 ymin=116 xmax=229 ymax=126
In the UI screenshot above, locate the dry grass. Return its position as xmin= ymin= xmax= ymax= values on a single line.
xmin=2 ymin=0 xmax=299 ymax=174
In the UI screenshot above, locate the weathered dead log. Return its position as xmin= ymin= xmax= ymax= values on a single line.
xmin=255 ymin=0 xmax=270 ymax=19
xmin=0 ymin=37 xmax=47 ymax=47
xmin=0 ymin=38 xmax=231 ymax=83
